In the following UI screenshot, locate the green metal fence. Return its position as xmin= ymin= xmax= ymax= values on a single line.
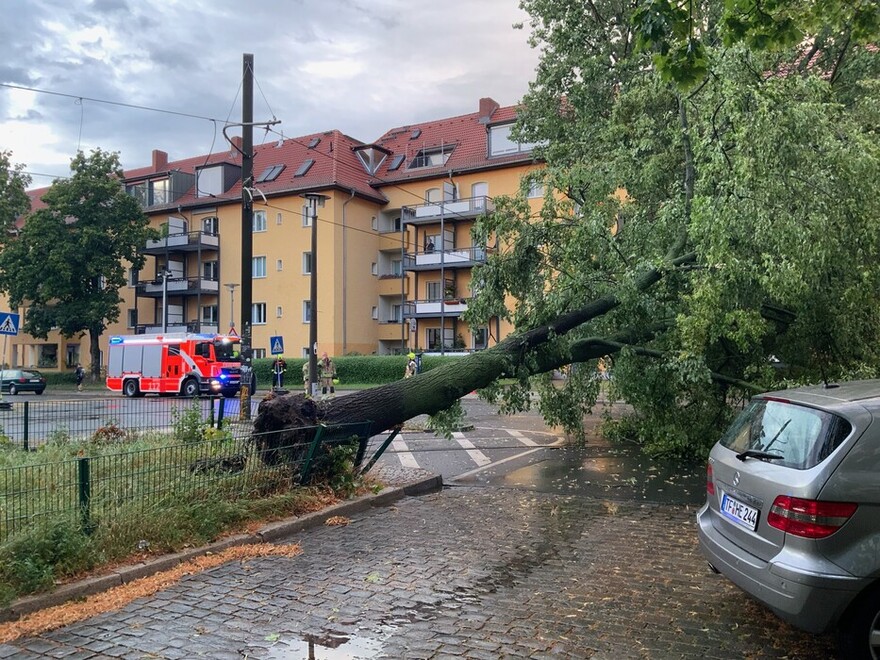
xmin=0 ymin=421 xmax=375 ymax=543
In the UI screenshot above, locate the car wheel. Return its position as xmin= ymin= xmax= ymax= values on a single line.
xmin=123 ymin=379 xmax=139 ymax=398
xmin=35 ymin=389 xmax=44 ymax=395
xmin=182 ymin=379 xmax=200 ymax=397
xmin=838 ymin=586 xmax=880 ymax=660
xmin=9 ymin=384 xmax=17 ymax=396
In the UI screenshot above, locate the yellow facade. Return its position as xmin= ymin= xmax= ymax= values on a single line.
xmin=12 ymin=99 xmax=543 ymax=372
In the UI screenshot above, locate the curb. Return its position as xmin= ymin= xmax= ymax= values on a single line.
xmin=0 ymin=473 xmax=443 ymax=623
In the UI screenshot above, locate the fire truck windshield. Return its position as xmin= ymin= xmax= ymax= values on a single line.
xmin=214 ymin=340 xmax=239 ymax=362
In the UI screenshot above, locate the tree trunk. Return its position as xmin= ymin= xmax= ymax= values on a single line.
xmin=253 ymin=251 xmax=697 ymax=437
xmin=89 ymin=327 xmax=102 ymax=379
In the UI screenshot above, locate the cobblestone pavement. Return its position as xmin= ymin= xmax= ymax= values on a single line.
xmin=2 ymin=485 xmax=836 ymax=659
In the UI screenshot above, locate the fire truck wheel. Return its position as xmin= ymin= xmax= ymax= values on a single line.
xmin=123 ymin=379 xmax=139 ymax=398
xmin=182 ymin=379 xmax=200 ymax=397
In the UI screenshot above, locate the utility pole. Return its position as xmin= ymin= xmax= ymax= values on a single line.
xmin=303 ymin=194 xmax=327 ymax=397
xmin=240 ymin=53 xmax=254 ymax=414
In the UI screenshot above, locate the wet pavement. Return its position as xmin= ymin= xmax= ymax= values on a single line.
xmin=0 ymin=402 xmax=838 ymax=659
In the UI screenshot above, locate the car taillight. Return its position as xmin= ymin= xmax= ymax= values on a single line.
xmin=706 ymin=462 xmax=715 ymax=496
xmin=17 ymin=378 xmax=26 ymax=383
xmin=767 ymin=496 xmax=857 ymax=539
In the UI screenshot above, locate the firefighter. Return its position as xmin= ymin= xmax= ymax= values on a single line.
xmin=272 ymin=355 xmax=287 ymax=390
xmin=404 ymin=352 xmax=418 ymax=378
xmin=302 ymin=360 xmax=311 ymax=396
xmin=319 ymin=352 xmax=336 ymax=398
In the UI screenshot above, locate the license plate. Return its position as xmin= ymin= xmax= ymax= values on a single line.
xmin=721 ymin=492 xmax=759 ymax=530
xmin=28 ymin=379 xmax=39 ymax=383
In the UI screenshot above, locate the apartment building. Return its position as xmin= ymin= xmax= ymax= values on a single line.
xmin=15 ymin=98 xmax=542 ymax=371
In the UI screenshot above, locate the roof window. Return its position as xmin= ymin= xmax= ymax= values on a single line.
xmin=294 ymin=159 xmax=315 ymax=177
xmin=307 ymin=137 xmax=321 ymax=149
xmin=255 ymin=164 xmax=285 ymax=183
xmin=408 ymin=145 xmax=454 ymax=169
xmin=388 ymin=154 xmax=405 ymax=171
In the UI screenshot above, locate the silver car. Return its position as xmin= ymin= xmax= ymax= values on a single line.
xmin=697 ymin=380 xmax=880 ymax=659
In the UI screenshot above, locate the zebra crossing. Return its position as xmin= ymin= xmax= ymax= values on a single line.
xmin=374 ymin=427 xmax=563 ymax=480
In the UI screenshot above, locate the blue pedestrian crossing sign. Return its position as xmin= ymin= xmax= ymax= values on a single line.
xmin=0 ymin=312 xmax=19 ymax=336
xmin=270 ymin=336 xmax=284 ymax=355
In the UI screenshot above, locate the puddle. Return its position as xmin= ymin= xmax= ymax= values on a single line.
xmin=263 ymin=631 xmax=385 ymax=659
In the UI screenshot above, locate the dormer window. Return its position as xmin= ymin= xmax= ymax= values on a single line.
xmin=409 ymin=145 xmax=454 ymax=169
xmin=354 ymin=146 xmax=390 ymax=175
xmin=488 ymin=123 xmax=541 ymax=157
xmin=196 ymin=163 xmax=239 ymax=197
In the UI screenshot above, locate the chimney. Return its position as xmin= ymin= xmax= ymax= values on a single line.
xmin=152 ymin=149 xmax=168 ymax=172
xmin=231 ymin=136 xmax=243 ymax=154
xmin=478 ymin=97 xmax=499 ymax=121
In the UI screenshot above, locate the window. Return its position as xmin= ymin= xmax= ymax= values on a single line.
xmin=427 ymin=328 xmax=454 ymax=350
xmin=255 ymin=164 xmax=285 ymax=183
xmin=201 ymin=305 xmax=218 ymax=325
xmin=473 ymin=327 xmax=488 ymax=350
xmin=302 ymin=205 xmax=312 ymax=227
xmin=425 ymin=188 xmax=441 ymax=202
xmin=276 ymin=212 xmax=283 ymax=225
xmin=488 ymin=123 xmax=542 ymax=157
xmin=252 ymin=210 xmax=267 ymax=232
xmin=252 ymin=256 xmax=267 ymax=278
xmin=276 ymin=306 xmax=283 ymax=318
xmin=390 ymin=304 xmax=402 ymax=322
xmin=472 ymin=182 xmax=489 ymax=209
xmin=276 ymin=259 xmax=283 ymax=272
xmin=197 ymin=166 xmax=224 ymax=197
xmin=253 ymin=348 xmax=267 ymax=359
xmin=202 ymin=216 xmax=219 ymax=235
xmin=127 ymin=309 xmax=137 ymax=328
xmin=252 ymin=303 xmax=267 ymax=325
xmin=302 ymin=252 xmax=312 ymax=274
xmin=371 ymin=306 xmax=378 ymax=320
xmin=203 ymin=261 xmax=218 ymax=281
xmin=409 ymin=145 xmax=454 ymax=169
xmin=391 ymin=259 xmax=402 ymax=276
xmin=371 ymin=216 xmax=378 ymax=230
xmin=128 ymin=267 xmax=139 ymax=287
xmin=371 ymin=263 xmax=378 ymax=276
xmin=427 ymin=281 xmax=442 ymax=301
xmin=303 ymin=300 xmax=311 ymax=323
xmin=294 ymin=159 xmax=315 ymax=177
xmin=150 ymin=179 xmax=170 ymax=205
xmin=127 ymin=182 xmax=148 ymax=206
xmin=388 ymin=154 xmax=405 ymax=171
xmin=527 ymin=181 xmax=545 ymax=198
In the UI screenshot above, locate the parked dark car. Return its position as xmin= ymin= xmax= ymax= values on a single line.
xmin=0 ymin=369 xmax=46 ymax=395
xmin=698 ymin=380 xmax=880 ymax=659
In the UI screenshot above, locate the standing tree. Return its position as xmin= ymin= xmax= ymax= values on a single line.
xmin=0 ymin=151 xmax=31 ymax=230
xmin=0 ymin=149 xmax=153 ymax=378
xmin=257 ymin=1 xmax=880 ymax=458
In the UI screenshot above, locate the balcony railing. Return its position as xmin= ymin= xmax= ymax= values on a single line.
xmin=403 ymin=246 xmax=490 ymax=271
xmin=144 ymin=231 xmax=220 ymax=254
xmin=135 ymin=276 xmax=220 ymax=298
xmin=408 ymin=298 xmax=470 ymax=317
xmin=401 ymin=196 xmax=493 ymax=225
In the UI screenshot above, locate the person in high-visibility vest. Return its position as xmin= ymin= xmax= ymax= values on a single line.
xmin=272 ymin=355 xmax=286 ymax=389
xmin=319 ymin=352 xmax=337 ymax=397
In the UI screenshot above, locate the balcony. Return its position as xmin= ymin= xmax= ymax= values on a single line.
xmin=135 ymin=276 xmax=220 ymax=298
xmin=378 ymin=321 xmax=407 ymax=341
xmin=378 ymin=274 xmax=408 ymax=296
xmin=143 ymin=231 xmax=220 ymax=255
xmin=408 ymin=298 xmax=470 ymax=318
xmin=402 ymin=196 xmax=493 ymax=226
xmin=403 ymin=246 xmax=490 ymax=272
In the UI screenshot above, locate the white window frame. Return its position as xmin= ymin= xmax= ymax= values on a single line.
xmin=303 ymin=300 xmax=312 ymax=323
xmin=252 ymin=303 xmax=267 ymax=325
xmin=302 ymin=205 xmax=313 ymax=227
xmin=302 ymin=252 xmax=312 ymax=275
xmin=276 ymin=305 xmax=283 ymax=318
xmin=127 ymin=309 xmax=137 ymax=328
xmin=201 ymin=304 xmax=219 ymax=325
xmin=276 ymin=259 xmax=283 ymax=272
xmin=252 ymin=256 xmax=267 ymax=278
xmin=253 ymin=210 xmax=267 ymax=233
xmin=527 ymin=181 xmax=544 ymax=199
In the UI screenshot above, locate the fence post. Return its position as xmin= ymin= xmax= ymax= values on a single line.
xmin=77 ymin=456 xmax=92 ymax=534
xmin=216 ymin=396 xmax=225 ymax=428
xmin=299 ymin=425 xmax=326 ymax=483
xmin=209 ymin=396 xmax=216 ymax=428
xmin=22 ymin=401 xmax=29 ymax=452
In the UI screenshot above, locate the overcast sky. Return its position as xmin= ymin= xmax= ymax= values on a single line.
xmin=0 ymin=0 xmax=541 ymax=189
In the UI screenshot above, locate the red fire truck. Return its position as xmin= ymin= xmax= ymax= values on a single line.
xmin=106 ymin=333 xmax=242 ymax=397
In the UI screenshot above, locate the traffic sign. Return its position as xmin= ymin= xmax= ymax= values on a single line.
xmin=0 ymin=312 xmax=19 ymax=336
xmin=270 ymin=336 xmax=284 ymax=355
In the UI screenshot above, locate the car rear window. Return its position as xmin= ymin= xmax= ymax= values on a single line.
xmin=719 ymin=399 xmax=852 ymax=470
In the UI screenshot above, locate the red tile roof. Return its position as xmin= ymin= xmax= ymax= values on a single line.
xmin=23 ymin=98 xmax=538 ymax=215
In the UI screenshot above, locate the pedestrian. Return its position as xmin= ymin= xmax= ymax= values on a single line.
xmin=319 ymin=352 xmax=337 ymax=398
xmin=75 ymin=363 xmax=85 ymax=392
xmin=302 ymin=360 xmax=311 ymax=396
xmin=272 ymin=355 xmax=287 ymax=389
xmin=404 ymin=352 xmax=418 ymax=378
xmin=425 ymin=239 xmax=435 ymax=253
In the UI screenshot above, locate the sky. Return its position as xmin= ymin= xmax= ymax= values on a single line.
xmin=0 ymin=0 xmax=541 ymax=190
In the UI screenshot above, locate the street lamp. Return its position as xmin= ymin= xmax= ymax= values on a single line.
xmin=224 ymin=283 xmax=239 ymax=333
xmin=302 ymin=193 xmax=327 ymax=398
